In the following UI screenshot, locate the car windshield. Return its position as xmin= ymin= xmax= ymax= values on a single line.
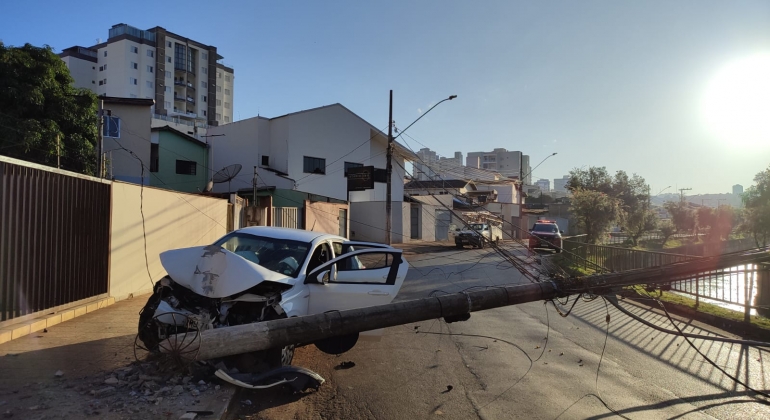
xmin=469 ymin=224 xmax=486 ymax=231
xmin=214 ymin=233 xmax=311 ymax=278
xmin=533 ymin=224 xmax=558 ymax=233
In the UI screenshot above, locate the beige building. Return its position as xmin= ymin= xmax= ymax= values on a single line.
xmin=59 ymin=23 xmax=234 ymax=128
xmin=100 ymin=96 xmax=154 ymax=184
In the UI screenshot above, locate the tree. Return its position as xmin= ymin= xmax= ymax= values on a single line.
xmin=663 ymin=201 xmax=696 ymax=234
xmin=568 ymin=167 xmax=654 ymax=245
xmin=659 ymin=220 xmax=676 ymax=246
xmin=741 ymin=165 xmax=770 ymax=247
xmin=0 ymin=42 xmax=98 ymax=174
xmin=712 ymin=206 xmax=735 ymax=241
xmin=569 ymin=188 xmax=624 ymax=243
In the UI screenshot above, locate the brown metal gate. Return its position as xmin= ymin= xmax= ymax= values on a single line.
xmin=0 ymin=158 xmax=111 ymax=323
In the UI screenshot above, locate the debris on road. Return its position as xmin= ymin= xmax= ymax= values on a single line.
xmin=54 ymin=370 xmax=64 ymax=377
xmin=215 ymin=366 xmax=325 ymax=392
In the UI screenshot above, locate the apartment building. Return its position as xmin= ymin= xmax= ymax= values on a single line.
xmin=553 ymin=175 xmax=570 ymax=192
xmin=535 ymin=178 xmax=550 ymax=193
xmin=59 ymin=23 xmax=234 ymax=127
xmin=414 ymin=148 xmax=463 ymax=181
xmin=466 ymin=148 xmax=531 ymax=184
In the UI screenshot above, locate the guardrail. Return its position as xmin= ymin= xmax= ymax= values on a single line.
xmin=562 ymin=240 xmax=699 ymax=272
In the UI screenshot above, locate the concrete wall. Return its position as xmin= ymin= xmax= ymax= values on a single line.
xmin=61 ymin=55 xmax=96 ymax=90
xmin=305 ymin=200 xmax=349 ymax=237
xmin=109 ymin=181 xmax=228 ymax=301
xmin=349 ymin=201 xmax=403 ymax=243
xmin=104 ymin=102 xmax=153 ymax=185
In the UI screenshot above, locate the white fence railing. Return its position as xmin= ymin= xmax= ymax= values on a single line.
xmin=273 ymin=207 xmax=299 ymax=229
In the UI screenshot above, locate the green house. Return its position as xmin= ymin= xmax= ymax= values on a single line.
xmin=149 ymin=126 xmax=209 ymax=193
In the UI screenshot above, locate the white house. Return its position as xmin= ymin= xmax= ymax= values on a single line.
xmin=206 ymin=103 xmax=415 ymax=243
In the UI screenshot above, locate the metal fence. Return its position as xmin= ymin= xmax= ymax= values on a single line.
xmin=0 ymin=158 xmax=111 ymax=323
xmin=562 ymin=240 xmax=699 ymax=272
xmin=670 ymin=264 xmax=769 ymax=320
xmin=272 ymin=207 xmax=300 ymax=229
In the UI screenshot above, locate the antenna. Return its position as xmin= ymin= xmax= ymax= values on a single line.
xmin=211 ymin=164 xmax=242 ymax=195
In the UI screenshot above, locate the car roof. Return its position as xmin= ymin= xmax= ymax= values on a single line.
xmin=233 ymin=226 xmax=342 ymax=243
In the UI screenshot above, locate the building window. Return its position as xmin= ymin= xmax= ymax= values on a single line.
xmin=129 ymin=77 xmax=137 ymax=85
xmin=225 ymin=75 xmax=231 ymax=82
xmin=103 ymin=51 xmax=107 ymax=57
xmin=217 ymin=72 xmax=222 ymax=79
xmin=131 ymin=62 xmax=138 ymax=69
xmin=303 ymin=156 xmax=325 ymax=174
xmin=146 ymin=81 xmax=153 ymax=88
xmin=261 ymin=156 xmax=269 ymax=166
xmin=225 ymin=89 xmax=230 ymax=96
xmin=216 ymin=99 xmax=222 ymax=106
xmin=165 ymin=70 xmax=171 ymax=78
xmin=202 ymin=52 xmax=208 ymax=60
xmin=103 ymin=78 xmax=107 ymax=85
xmin=224 ymin=116 xmax=230 ymax=122
xmin=98 ymin=80 xmax=103 ymax=86
xmin=216 ymin=113 xmax=221 ymax=120
xmin=165 ymin=86 xmax=171 ymax=93
xmin=344 ymin=162 xmax=364 ymax=176
xmin=146 ymin=65 xmax=153 ymax=73
xmin=164 ymin=101 xmax=171 ymax=109
xmin=131 ymin=46 xmax=138 ymax=54
xmin=216 ymin=86 xmax=222 ymax=93
xmin=201 ymin=67 xmax=208 ymax=75
xmin=224 ymin=102 xmax=230 ymax=109
xmin=201 ymin=81 xmax=207 ymax=88
xmin=202 ymin=110 xmax=207 ymax=117
xmin=167 ymin=56 xmax=171 ymax=63
xmin=175 ymin=160 xmax=197 ymax=175
xmin=147 ymin=50 xmax=154 ymax=58
xmin=150 ymin=144 xmax=159 ymax=172
xmin=167 ymin=41 xmax=172 ymax=48
xmin=103 ymin=116 xmax=120 ymax=138
xmin=201 ymin=95 xmax=207 ymax=102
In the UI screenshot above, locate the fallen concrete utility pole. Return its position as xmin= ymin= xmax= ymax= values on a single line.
xmin=165 ymin=249 xmax=769 ymax=361
xmin=166 ymin=281 xmax=559 ymax=361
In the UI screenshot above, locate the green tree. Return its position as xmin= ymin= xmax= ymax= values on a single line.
xmin=568 ymin=166 xmax=654 ymax=245
xmin=659 ymin=220 xmax=676 ymax=246
xmin=741 ymin=165 xmax=770 ymax=247
xmin=663 ymin=201 xmax=696 ymax=233
xmin=569 ymin=188 xmax=624 ymax=243
xmin=0 ymin=43 xmax=97 ymax=174
xmin=713 ymin=205 xmax=735 ymax=241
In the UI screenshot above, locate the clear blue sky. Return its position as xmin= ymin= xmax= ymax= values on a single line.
xmin=2 ymin=0 xmax=769 ymax=194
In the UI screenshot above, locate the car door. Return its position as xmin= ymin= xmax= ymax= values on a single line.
xmin=306 ymin=248 xmax=407 ymax=315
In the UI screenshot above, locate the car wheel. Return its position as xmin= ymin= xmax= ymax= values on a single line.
xmin=456 ymin=243 xmax=463 ymax=249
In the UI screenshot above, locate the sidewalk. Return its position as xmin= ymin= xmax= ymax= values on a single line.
xmin=0 ymin=295 xmax=234 ymax=419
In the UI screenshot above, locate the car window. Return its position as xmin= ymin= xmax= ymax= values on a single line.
xmin=306 ymin=243 xmax=332 ymax=273
xmin=214 ymin=232 xmax=310 ymax=277
xmin=533 ymin=223 xmax=558 ymax=233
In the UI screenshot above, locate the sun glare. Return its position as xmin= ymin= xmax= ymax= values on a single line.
xmin=702 ymin=54 xmax=770 ymax=147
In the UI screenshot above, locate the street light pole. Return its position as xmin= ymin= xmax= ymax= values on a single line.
xmin=385 ymin=92 xmax=457 ymax=245
xmin=385 ymin=90 xmax=394 ymax=245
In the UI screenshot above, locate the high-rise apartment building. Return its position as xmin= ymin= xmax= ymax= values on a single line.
xmin=59 ymin=23 xmax=234 ymax=127
xmin=553 ymin=175 xmax=570 ymax=192
xmin=732 ymin=184 xmax=743 ymax=195
xmin=535 ymin=178 xmax=550 ymax=193
xmin=414 ymin=149 xmax=464 ymax=181
xmin=466 ymin=148 xmax=530 ymax=183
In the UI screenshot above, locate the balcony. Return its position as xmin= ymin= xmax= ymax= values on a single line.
xmin=173 ymin=95 xmax=185 ymax=102
xmin=174 ymin=80 xmax=186 ymax=87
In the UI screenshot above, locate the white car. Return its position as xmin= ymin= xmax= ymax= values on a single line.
xmin=137 ymin=226 xmax=408 ymax=369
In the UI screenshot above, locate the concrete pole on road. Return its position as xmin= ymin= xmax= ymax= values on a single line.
xmin=164 ymin=250 xmax=769 ymax=361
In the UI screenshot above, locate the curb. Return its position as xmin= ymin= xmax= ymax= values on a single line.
xmin=0 ymin=296 xmax=116 ymax=345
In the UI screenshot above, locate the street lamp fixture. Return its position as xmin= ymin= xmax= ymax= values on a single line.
xmin=521 ymin=152 xmax=557 ymax=183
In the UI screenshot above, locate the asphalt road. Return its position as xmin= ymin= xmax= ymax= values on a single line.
xmin=232 ymin=244 xmax=770 ymax=419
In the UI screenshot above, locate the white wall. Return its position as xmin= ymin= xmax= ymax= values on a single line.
xmin=109 ymin=182 xmax=228 ymax=300
xmin=96 ymin=39 xmax=157 ymax=100
xmin=349 ymin=201 xmax=403 ymax=243
xmin=61 ymin=56 xmax=96 ymax=90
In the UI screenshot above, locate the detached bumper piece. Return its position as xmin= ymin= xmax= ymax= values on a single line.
xmin=215 ymin=366 xmax=325 ymax=392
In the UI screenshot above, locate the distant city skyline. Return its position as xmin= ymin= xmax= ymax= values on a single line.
xmin=1 ymin=1 xmax=768 ymax=194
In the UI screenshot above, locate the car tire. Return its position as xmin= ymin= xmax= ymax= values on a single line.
xmin=456 ymin=243 xmax=463 ymax=249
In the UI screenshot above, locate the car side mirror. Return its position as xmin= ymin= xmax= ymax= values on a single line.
xmin=560 ymin=230 xmax=564 ymax=234
xmin=317 ymin=270 xmax=330 ymax=284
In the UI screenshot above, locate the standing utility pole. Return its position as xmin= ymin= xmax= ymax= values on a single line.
xmin=97 ymin=99 xmax=104 ymax=178
xmin=385 ymin=90 xmax=393 ymax=245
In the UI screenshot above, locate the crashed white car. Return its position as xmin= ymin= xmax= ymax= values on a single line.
xmin=137 ymin=226 xmax=408 ymax=370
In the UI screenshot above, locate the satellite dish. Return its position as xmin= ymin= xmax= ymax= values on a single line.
xmin=210 ymin=164 xmax=242 ymax=194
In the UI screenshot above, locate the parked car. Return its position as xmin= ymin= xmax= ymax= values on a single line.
xmin=455 ymin=223 xmax=503 ymax=248
xmin=137 ymin=226 xmax=408 ymax=371
xmin=528 ymin=220 xmax=563 ymax=253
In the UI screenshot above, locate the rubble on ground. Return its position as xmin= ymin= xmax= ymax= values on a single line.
xmin=0 ymin=360 xmax=232 ymax=420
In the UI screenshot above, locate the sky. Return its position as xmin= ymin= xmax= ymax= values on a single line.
xmin=2 ymin=0 xmax=769 ymax=195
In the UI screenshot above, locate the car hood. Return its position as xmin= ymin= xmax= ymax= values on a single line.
xmin=159 ymin=245 xmax=293 ymax=298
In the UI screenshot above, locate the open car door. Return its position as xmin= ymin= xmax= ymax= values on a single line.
xmin=306 ymin=248 xmax=408 ymax=315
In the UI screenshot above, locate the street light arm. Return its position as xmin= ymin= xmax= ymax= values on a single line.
xmin=393 ymin=95 xmax=457 ymax=141
xmin=520 ymin=152 xmax=557 ymax=183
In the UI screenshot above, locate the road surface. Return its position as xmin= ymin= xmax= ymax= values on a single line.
xmin=231 ymin=243 xmax=770 ymax=419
